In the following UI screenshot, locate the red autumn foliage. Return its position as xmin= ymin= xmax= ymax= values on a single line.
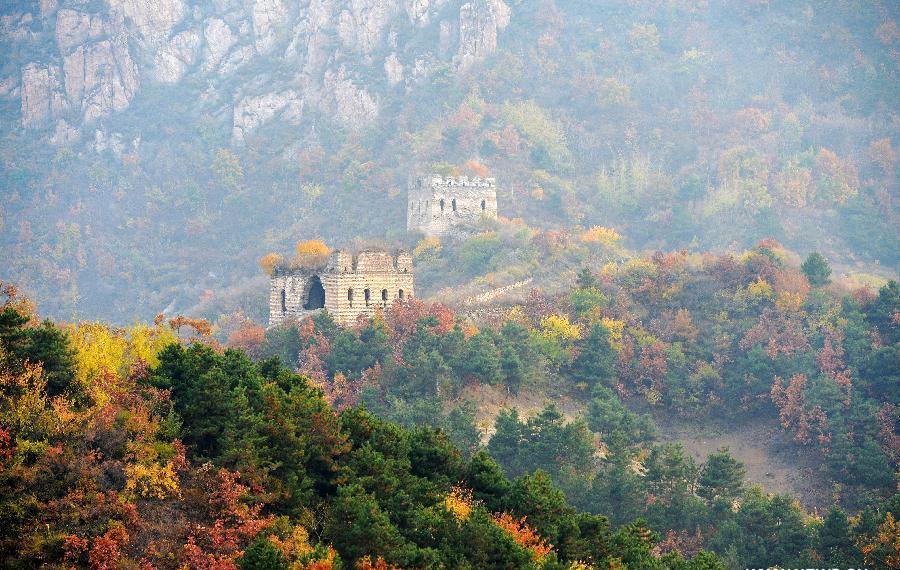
xmin=89 ymin=525 xmax=129 ymax=570
xmin=0 ymin=426 xmax=13 ymax=469
xmin=740 ymin=308 xmax=810 ymax=360
xmin=386 ymin=298 xmax=429 ymax=345
xmin=638 ymin=341 xmax=668 ymax=394
xmin=297 ymin=317 xmax=331 ymax=385
xmin=771 ymin=374 xmax=807 ymax=440
xmin=817 ymin=327 xmax=852 ymax=407
xmin=226 ymin=322 xmax=266 ymax=357
xmin=429 ymin=303 xmax=456 ymax=335
xmin=178 ymin=467 xmax=273 ymax=567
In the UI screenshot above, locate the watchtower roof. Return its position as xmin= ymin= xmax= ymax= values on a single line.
xmin=417 ymin=175 xmax=497 ymax=191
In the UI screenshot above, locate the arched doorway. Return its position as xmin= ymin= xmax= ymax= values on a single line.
xmin=304 ymin=276 xmax=325 ymax=310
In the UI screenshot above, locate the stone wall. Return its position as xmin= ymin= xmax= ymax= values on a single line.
xmin=269 ymin=249 xmax=414 ymax=327
xmin=407 ymin=175 xmax=498 ymax=236
xmin=268 ymin=272 xmax=313 ymax=327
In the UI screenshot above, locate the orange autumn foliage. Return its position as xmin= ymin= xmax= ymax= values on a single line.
xmin=355 ymin=556 xmax=402 ymax=570
xmin=168 ymin=315 xmax=213 ymax=338
xmin=463 ymin=159 xmax=490 ymax=177
xmin=491 ymin=513 xmax=553 ymax=563
xmin=860 ymin=512 xmax=900 ymax=568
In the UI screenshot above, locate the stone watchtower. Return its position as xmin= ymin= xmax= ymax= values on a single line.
xmin=269 ymin=249 xmax=414 ymax=327
xmin=407 ymin=175 xmax=498 ymax=237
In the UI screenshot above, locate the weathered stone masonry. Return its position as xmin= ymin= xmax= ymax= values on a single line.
xmin=407 ymin=175 xmax=498 ymax=236
xmin=269 ymin=250 xmax=414 ymax=327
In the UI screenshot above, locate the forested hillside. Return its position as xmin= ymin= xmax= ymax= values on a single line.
xmin=1 ymin=0 xmax=897 ymax=322
xmin=1 ymin=282 xmax=746 ymax=569
xmin=227 ymin=240 xmax=900 ymax=567
xmin=2 ymin=247 xmax=899 ymax=568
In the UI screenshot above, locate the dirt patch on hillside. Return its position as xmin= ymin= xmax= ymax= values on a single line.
xmin=455 ymin=386 xmax=834 ymax=512
xmin=452 ymin=383 xmax=584 ymax=443
xmin=653 ymin=413 xmax=834 ymax=512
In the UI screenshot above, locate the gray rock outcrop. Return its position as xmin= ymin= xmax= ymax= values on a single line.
xmin=9 ymin=0 xmax=515 ymax=135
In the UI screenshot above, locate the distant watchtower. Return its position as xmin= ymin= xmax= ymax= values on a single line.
xmin=269 ymin=249 xmax=414 ymax=327
xmin=407 ymin=175 xmax=498 ymax=237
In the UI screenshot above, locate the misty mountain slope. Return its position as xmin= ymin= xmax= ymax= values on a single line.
xmin=0 ymin=0 xmax=897 ymax=322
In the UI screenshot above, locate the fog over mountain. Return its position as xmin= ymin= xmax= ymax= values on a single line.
xmin=1 ymin=0 xmax=897 ymax=322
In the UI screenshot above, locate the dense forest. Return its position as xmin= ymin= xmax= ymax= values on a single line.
xmin=0 ymin=274 xmax=898 ymax=568
xmin=0 ymin=0 xmax=897 ymax=321
xmin=241 ymin=238 xmax=900 ymax=565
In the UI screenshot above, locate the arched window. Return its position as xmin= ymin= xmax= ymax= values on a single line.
xmin=439 ymin=198 xmax=445 ymax=212
xmin=451 ymin=198 xmax=457 ymax=212
xmin=347 ymin=288 xmax=354 ymax=307
xmin=481 ymin=199 xmax=486 ymax=211
xmin=280 ymin=289 xmax=286 ymax=313
xmin=381 ymin=289 xmax=388 ymax=302
xmin=364 ymin=288 xmax=370 ymax=306
xmin=303 ymin=276 xmax=325 ymax=310
xmin=398 ymin=289 xmax=405 ymax=300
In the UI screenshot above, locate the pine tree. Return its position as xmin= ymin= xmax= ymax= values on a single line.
xmin=817 ymin=505 xmax=858 ymax=565
xmin=487 ymin=409 xmax=525 ymax=476
xmin=698 ymin=448 xmax=745 ymax=502
xmin=23 ymin=320 xmax=76 ymax=398
xmin=239 ymin=538 xmax=288 ymax=570
xmin=571 ymin=323 xmax=616 ymax=388
xmin=801 ymin=252 xmax=832 ymax=286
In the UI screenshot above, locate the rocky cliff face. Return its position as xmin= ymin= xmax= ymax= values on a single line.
xmin=2 ymin=0 xmax=511 ymax=142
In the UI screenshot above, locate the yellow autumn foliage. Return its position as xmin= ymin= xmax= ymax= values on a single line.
xmin=127 ymin=323 xmax=178 ymax=368
xmin=268 ymin=526 xmax=319 ymax=563
xmin=540 ymin=314 xmax=582 ymax=342
xmin=292 ymin=240 xmax=331 ymax=269
xmin=413 ymin=236 xmax=442 ymax=260
xmin=444 ymin=486 xmax=475 ymax=522
xmin=260 ymin=252 xmax=284 ymax=276
xmin=580 ymin=225 xmax=622 ymax=246
xmin=600 ymin=317 xmax=625 ymax=351
xmin=124 ymin=461 xmax=180 ymax=500
xmin=0 ymin=359 xmax=57 ymax=441
xmin=69 ymin=322 xmax=128 ymax=392
xmin=747 ymin=278 xmax=774 ymax=300
xmin=295 ymin=239 xmax=330 ymax=257
xmin=860 ymin=512 xmax=900 ymax=568
xmin=69 ymin=321 xmax=177 ymax=404
xmin=775 ymin=291 xmax=804 ymax=312
xmin=600 ymin=262 xmax=619 ymax=277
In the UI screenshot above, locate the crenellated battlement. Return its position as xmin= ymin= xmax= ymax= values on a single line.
xmin=325 ymin=250 xmax=413 ymax=274
xmin=415 ymin=175 xmax=497 ymax=190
